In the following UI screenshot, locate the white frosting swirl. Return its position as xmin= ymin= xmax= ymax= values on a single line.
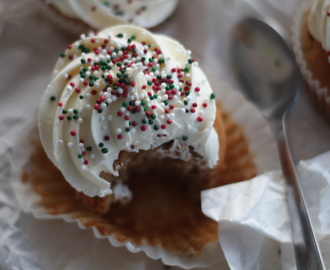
xmin=46 ymin=0 xmax=178 ymax=29
xmin=308 ymin=0 xmax=330 ymax=58
xmin=39 ymin=25 xmax=219 ymax=197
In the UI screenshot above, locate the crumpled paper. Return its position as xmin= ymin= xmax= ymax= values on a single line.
xmin=201 ymin=151 xmax=330 ymax=270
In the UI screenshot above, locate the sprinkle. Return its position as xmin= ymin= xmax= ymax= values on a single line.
xmin=161 ymin=124 xmax=166 ymax=129
xmin=210 ymin=93 xmax=216 ymax=99
xmin=101 ymin=148 xmax=108 ymax=153
xmin=70 ymin=131 xmax=76 ymax=136
xmin=197 ymin=116 xmax=204 ymax=122
xmin=50 ymin=96 xmax=56 ymax=101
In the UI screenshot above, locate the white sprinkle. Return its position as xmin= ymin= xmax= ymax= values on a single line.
xmin=107 ymin=98 xmax=112 ymax=103
xmin=68 ymin=109 xmax=73 ymax=114
xmin=68 ymin=142 xmax=73 ymax=148
xmin=90 ymin=154 xmax=95 ymax=159
xmin=177 ymin=101 xmax=184 ymax=106
xmin=80 ymin=34 xmax=86 ymax=39
xmin=181 ymin=108 xmax=186 ymax=113
xmin=118 ymin=88 xmax=123 ymax=94
xmin=101 ymin=103 xmax=107 ymax=109
xmin=111 ymin=96 xmax=117 ymax=102
xmin=193 ymin=62 xmax=198 ymax=66
xmin=116 ymin=128 xmax=122 ymax=134
xmin=125 ymin=142 xmax=130 ymax=148
xmin=86 ymin=93 xmax=91 ymax=98
xmin=186 ymin=50 xmax=192 ymax=55
xmin=199 ymin=110 xmax=204 ymax=115
xmin=102 ymin=125 xmax=107 ymax=130
xmin=186 ymin=74 xmax=191 ymax=78
xmin=135 ymin=101 xmax=141 ymax=106
xmin=79 ymin=78 xmax=84 ymax=83
xmin=139 ymin=93 xmax=145 ymax=99
xmin=120 ymin=107 xmax=126 ymax=112
xmin=160 ymin=115 xmax=164 ymax=120
xmin=81 ymin=165 xmax=86 ymax=171
xmin=78 ymin=118 xmax=83 ymax=123
xmin=86 ymin=105 xmax=91 ymax=110
xmin=63 ymin=73 xmax=69 ymax=79
xmin=170 ymin=113 xmax=175 ymax=118
xmin=130 ymin=87 xmax=136 ymax=93
xmin=131 ymin=128 xmax=136 ymax=133
xmin=107 ymin=115 xmax=113 ymax=121
xmin=59 ymin=139 xmax=63 ymax=144
xmin=163 ymin=95 xmax=168 ymax=100
xmin=79 ymin=143 xmax=84 ymax=148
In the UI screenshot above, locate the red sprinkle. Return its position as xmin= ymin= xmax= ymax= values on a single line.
xmin=75 ymin=88 xmax=81 ymax=93
xmin=59 ymin=115 xmax=64 ymax=120
xmin=58 ymin=102 xmax=63 ymax=107
xmin=164 ymin=109 xmax=170 ymax=114
xmin=151 ymin=105 xmax=157 ymax=109
xmin=190 ymin=108 xmax=196 ymax=113
xmin=124 ymin=115 xmax=130 ymax=120
xmin=94 ymin=104 xmax=100 ymax=110
xmin=161 ymin=124 xmax=166 ymax=129
xmin=117 ymin=134 xmax=123 ymax=139
xmin=70 ymin=131 xmax=76 ymax=136
xmin=84 ymin=160 xmax=89 ymax=165
xmin=70 ymin=82 xmax=75 ymax=87
xmin=202 ymin=103 xmax=208 ymax=108
xmin=132 ymin=121 xmax=137 ymax=127
xmin=197 ymin=116 xmax=204 ymax=122
xmin=117 ymin=111 xmax=123 ymax=117
xmin=194 ymin=87 xmax=200 ymax=92
xmin=67 ymin=44 xmax=72 ymax=49
xmin=104 ymin=135 xmax=110 ymax=141
xmin=167 ymin=120 xmax=172 ymax=125
xmin=141 ymin=125 xmax=147 ymax=131
xmin=192 ymin=103 xmax=198 ymax=108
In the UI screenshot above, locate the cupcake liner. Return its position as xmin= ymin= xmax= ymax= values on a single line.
xmin=292 ymin=0 xmax=330 ymax=120
xmin=11 ymin=82 xmax=279 ymax=269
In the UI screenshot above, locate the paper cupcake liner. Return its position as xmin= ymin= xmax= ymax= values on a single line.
xmin=292 ymin=0 xmax=330 ymax=120
xmin=11 ymin=82 xmax=279 ymax=269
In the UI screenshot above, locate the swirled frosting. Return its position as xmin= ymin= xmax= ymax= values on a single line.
xmin=46 ymin=0 xmax=178 ymax=29
xmin=308 ymin=0 xmax=330 ymax=58
xmin=39 ymin=25 xmax=219 ymax=197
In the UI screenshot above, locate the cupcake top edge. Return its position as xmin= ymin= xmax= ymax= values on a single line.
xmin=45 ymin=0 xmax=179 ymax=29
xmin=38 ymin=25 xmax=219 ymax=198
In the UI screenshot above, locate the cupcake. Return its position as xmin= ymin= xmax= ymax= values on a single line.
xmin=21 ymin=25 xmax=258 ymax=263
xmin=293 ymin=0 xmax=330 ymax=120
xmin=39 ymin=24 xmax=226 ymax=214
xmin=40 ymin=0 xmax=179 ymax=34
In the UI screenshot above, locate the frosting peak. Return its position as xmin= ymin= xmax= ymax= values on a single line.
xmin=39 ymin=25 xmax=219 ymax=197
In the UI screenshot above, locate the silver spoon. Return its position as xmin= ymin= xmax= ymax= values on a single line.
xmin=230 ymin=18 xmax=325 ymax=269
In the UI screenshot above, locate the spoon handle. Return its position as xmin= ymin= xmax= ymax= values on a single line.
xmin=278 ymin=111 xmax=325 ymax=270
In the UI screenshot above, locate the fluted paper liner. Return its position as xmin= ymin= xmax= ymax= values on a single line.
xmin=11 ymin=82 xmax=280 ymax=269
xmin=292 ymin=0 xmax=330 ymax=120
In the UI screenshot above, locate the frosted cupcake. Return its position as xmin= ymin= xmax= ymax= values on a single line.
xmin=293 ymin=0 xmax=330 ymax=119
xmin=41 ymin=0 xmax=179 ymax=34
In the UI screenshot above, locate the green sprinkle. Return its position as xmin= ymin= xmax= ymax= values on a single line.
xmin=99 ymin=143 xmax=104 ymax=148
xmin=141 ymin=100 xmax=146 ymax=106
xmin=67 ymin=116 xmax=72 ymax=121
xmin=50 ymin=96 xmax=56 ymax=101
xmin=125 ymin=127 xmax=130 ymax=132
xmin=184 ymin=100 xmax=188 ymax=105
xmin=73 ymin=115 xmax=78 ymax=120
xmin=81 ymin=59 xmax=86 ymax=64
xmin=210 ymin=93 xmax=216 ymax=99
xmin=185 ymin=91 xmax=190 ymax=96
xmin=184 ymin=67 xmax=190 ymax=72
xmin=182 ymin=136 xmax=188 ymax=141
xmin=127 ymin=38 xmax=132 ymax=43
xmin=151 ymin=67 xmax=156 ymax=72
xmin=60 ymin=53 xmax=65 ymax=58
xmin=163 ymin=100 xmax=168 ymax=106
xmin=89 ymin=81 xmax=94 ymax=87
xmin=185 ymin=109 xmax=189 ymax=113
xmin=62 ymin=109 xmax=68 ymax=114
xmin=117 ymin=33 xmax=124 ymax=38
xmin=101 ymin=148 xmax=108 ymax=154
xmin=77 ymin=154 xmax=83 ymax=159
xmin=166 ymin=75 xmax=172 ymax=79
xmin=154 ymin=125 xmax=159 ymax=131
xmin=116 ymin=62 xmax=122 ymax=67
xmin=79 ymin=95 xmax=84 ymax=99
xmin=97 ymin=109 xmax=103 ymax=114
xmin=148 ymin=120 xmax=153 ymax=125
xmin=86 ymin=146 xmax=92 ymax=151
xmin=142 ymin=119 xmax=147 ymax=124
xmin=147 ymin=81 xmax=152 ymax=86
xmin=117 ymin=73 xmax=122 ymax=78
xmin=131 ymin=35 xmax=136 ymax=40
xmin=151 ymin=114 xmax=156 ymax=120
xmin=122 ymin=102 xmax=128 ymax=107
xmin=159 ymin=59 xmax=165 ymax=64
xmin=153 ymin=94 xmax=158 ymax=99
xmin=73 ymin=109 xmax=78 ymax=114
xmin=188 ymin=59 xmax=193 ymax=64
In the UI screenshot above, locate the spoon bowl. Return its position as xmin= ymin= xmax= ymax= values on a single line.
xmin=230 ymin=18 xmax=325 ymax=269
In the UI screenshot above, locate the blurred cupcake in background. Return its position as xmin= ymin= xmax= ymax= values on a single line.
xmin=40 ymin=0 xmax=179 ymax=34
xmin=293 ymin=0 xmax=330 ymax=120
